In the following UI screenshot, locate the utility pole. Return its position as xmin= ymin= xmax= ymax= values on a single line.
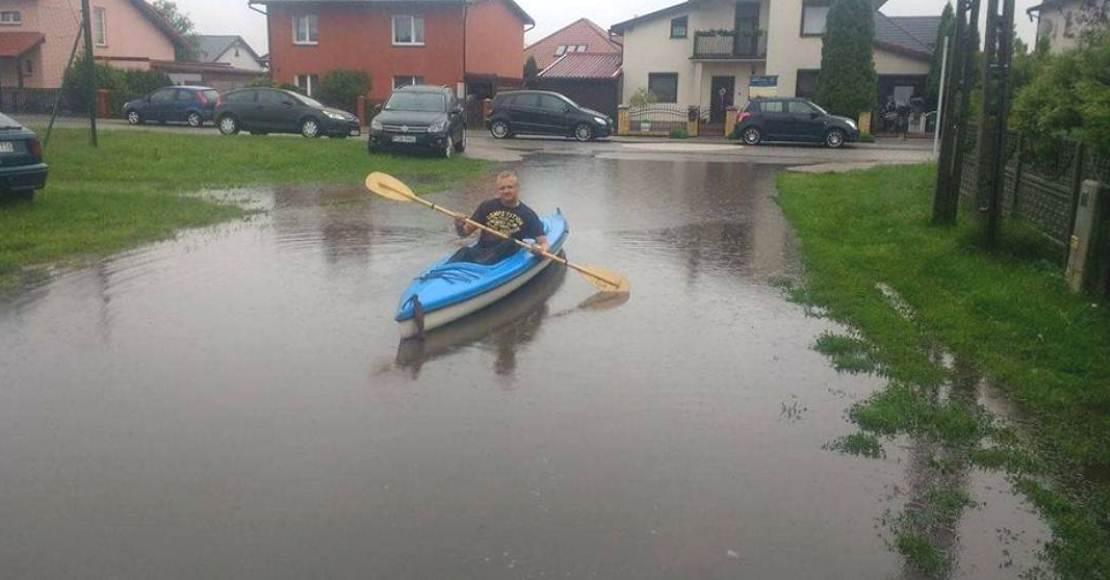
xmin=81 ymin=0 xmax=98 ymax=147
xmin=932 ymin=0 xmax=981 ymax=225
xmin=932 ymin=37 xmax=949 ymax=159
xmin=977 ymin=0 xmax=1016 ymax=249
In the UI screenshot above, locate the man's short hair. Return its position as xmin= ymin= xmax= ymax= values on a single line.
xmin=496 ymin=170 xmax=519 ymax=184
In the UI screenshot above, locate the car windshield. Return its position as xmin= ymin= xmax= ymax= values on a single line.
xmin=385 ymin=92 xmax=446 ymax=113
xmin=808 ymin=102 xmax=829 ymax=116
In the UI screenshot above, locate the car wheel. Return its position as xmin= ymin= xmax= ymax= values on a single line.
xmin=490 ymin=120 xmax=511 ymax=139
xmin=742 ymin=127 xmax=762 ymax=145
xmin=454 ymin=129 xmax=466 ymax=153
xmin=126 ymin=110 xmax=142 ymax=125
xmin=186 ymin=112 xmax=203 ymax=128
xmin=573 ymin=123 xmax=594 ymax=142
xmin=825 ymin=128 xmax=846 ymax=149
xmin=301 ymin=118 xmax=321 ymax=139
xmin=442 ymin=134 xmax=453 ymax=159
xmin=218 ymin=115 xmax=240 ymax=135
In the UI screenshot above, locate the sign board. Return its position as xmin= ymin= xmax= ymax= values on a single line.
xmin=749 ymin=75 xmax=778 ymax=99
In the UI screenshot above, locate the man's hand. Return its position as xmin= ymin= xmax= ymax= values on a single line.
xmin=530 ymin=243 xmax=548 ymax=257
xmin=454 ymin=216 xmax=471 ymax=237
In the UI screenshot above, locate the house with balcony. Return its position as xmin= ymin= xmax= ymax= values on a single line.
xmin=611 ymin=0 xmax=940 ymax=128
xmin=1028 ymin=0 xmax=1107 ymax=54
xmin=250 ymin=0 xmax=534 ymax=106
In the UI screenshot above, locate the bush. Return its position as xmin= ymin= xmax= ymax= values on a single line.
xmin=61 ymin=60 xmax=173 ymax=117
xmin=629 ymin=88 xmax=658 ymax=108
xmin=669 ymin=127 xmax=690 ymax=139
xmin=816 ymin=0 xmax=877 ymax=118
xmin=278 ymin=83 xmax=302 ymax=94
xmin=859 ymin=132 xmax=876 ymax=143
xmin=248 ymin=76 xmax=275 ymax=88
xmin=318 ymin=70 xmax=371 ymax=114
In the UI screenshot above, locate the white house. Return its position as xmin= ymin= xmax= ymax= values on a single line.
xmin=611 ymin=0 xmax=940 ymax=124
xmin=194 ymin=35 xmax=266 ymax=72
xmin=1028 ymin=0 xmax=1107 ymax=53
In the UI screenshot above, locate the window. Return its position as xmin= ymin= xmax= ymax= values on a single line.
xmin=392 ymin=15 xmax=425 ymax=46
xmin=294 ymin=13 xmax=318 ymax=45
xmin=758 ymin=100 xmax=784 ymax=113
xmin=93 ymin=7 xmax=107 ymax=46
xmin=647 ymin=73 xmax=678 ymax=103
xmin=295 ymin=74 xmax=318 ymax=96
xmin=150 ymin=89 xmax=175 ymax=103
xmin=393 ymin=75 xmax=425 ymax=89
xmin=801 ymin=0 xmax=829 ymax=36
xmin=24 ymin=59 xmax=32 ymax=75
xmin=234 ymin=48 xmax=240 ymax=57
xmin=538 ymin=95 xmax=567 ymax=111
xmin=224 ymin=90 xmax=256 ymax=104
xmin=0 ymin=11 xmax=21 ymax=25
xmin=670 ymin=16 xmax=688 ymax=38
xmin=555 ymin=45 xmax=567 ymax=56
xmin=175 ymin=89 xmax=195 ymax=101
xmin=576 ymin=45 xmax=588 ymax=52
xmin=796 ymin=69 xmax=819 ymax=100
xmin=788 ymin=100 xmax=818 ymax=114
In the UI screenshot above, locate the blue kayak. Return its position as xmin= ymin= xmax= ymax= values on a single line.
xmin=396 ymin=213 xmax=569 ymax=338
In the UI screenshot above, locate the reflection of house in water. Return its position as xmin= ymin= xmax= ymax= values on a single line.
xmin=609 ymin=160 xmax=792 ymax=285
xmin=268 ymin=185 xmax=375 ymax=269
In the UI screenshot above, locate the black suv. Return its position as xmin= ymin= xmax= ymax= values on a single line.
xmin=215 ymin=88 xmax=360 ymax=138
xmin=487 ymin=90 xmax=612 ymax=142
xmin=369 ymin=85 xmax=466 ymax=158
xmin=735 ymin=98 xmax=859 ymax=148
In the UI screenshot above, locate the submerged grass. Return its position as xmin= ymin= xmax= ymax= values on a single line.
xmin=0 ymin=129 xmax=490 ymax=288
xmin=777 ymin=164 xmax=1110 ymax=577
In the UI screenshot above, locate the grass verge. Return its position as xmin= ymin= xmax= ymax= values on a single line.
xmin=777 ymin=164 xmax=1110 ymax=577
xmin=1 ymin=128 xmax=490 ymax=289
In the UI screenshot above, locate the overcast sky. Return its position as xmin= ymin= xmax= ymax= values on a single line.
xmin=176 ymin=0 xmax=1040 ymax=57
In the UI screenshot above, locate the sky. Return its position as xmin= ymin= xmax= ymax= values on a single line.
xmin=174 ymin=0 xmax=1040 ymax=57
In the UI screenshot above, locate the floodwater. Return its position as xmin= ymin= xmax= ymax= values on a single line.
xmin=0 ymin=155 xmax=1049 ymax=578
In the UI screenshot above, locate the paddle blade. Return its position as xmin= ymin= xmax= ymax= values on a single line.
xmin=365 ymin=172 xmax=417 ymax=203
xmin=576 ymin=266 xmax=630 ymax=294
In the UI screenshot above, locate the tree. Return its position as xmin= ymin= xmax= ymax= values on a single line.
xmin=629 ymin=88 xmax=658 ymax=107
xmin=151 ymin=0 xmax=198 ymax=61
xmin=925 ymin=3 xmax=956 ymax=107
xmin=1011 ymin=28 xmax=1110 ymax=155
xmin=816 ymin=0 xmax=878 ymax=118
xmin=523 ymin=56 xmax=539 ymax=88
xmin=319 ymin=70 xmax=372 ymax=114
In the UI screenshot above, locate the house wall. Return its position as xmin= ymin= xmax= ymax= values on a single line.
xmin=215 ymin=40 xmax=265 ymax=72
xmin=465 ymin=0 xmax=526 ymax=81
xmin=874 ymin=48 xmax=929 ymax=75
xmin=1 ymin=0 xmax=174 ymax=88
xmin=764 ymin=0 xmax=822 ymax=97
xmin=1035 ymin=1 xmax=1087 ymax=54
xmin=268 ymin=3 xmax=466 ymax=102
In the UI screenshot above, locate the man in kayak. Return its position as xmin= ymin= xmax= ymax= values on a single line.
xmin=451 ymin=170 xmax=549 ymax=265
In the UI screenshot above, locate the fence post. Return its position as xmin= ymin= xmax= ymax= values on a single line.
xmin=687 ymin=106 xmax=699 ymax=138
xmin=724 ymin=106 xmax=737 ymax=138
xmin=617 ymin=106 xmax=629 ymax=136
xmin=1066 ymin=142 xmax=1087 ymax=254
xmin=1065 ymin=179 xmax=1102 ymax=293
xmin=96 ymin=89 xmax=109 ymax=119
xmin=357 ymin=95 xmax=367 ymax=127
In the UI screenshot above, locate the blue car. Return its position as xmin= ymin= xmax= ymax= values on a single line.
xmin=123 ymin=86 xmax=220 ymax=128
xmin=0 ymin=112 xmax=47 ymax=201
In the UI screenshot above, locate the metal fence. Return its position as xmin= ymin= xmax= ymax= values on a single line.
xmin=626 ymin=104 xmax=690 ymax=134
xmin=0 ymin=89 xmax=70 ymax=116
xmin=959 ymin=127 xmax=1110 ymax=253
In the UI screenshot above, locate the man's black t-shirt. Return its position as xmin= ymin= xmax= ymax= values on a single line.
xmin=470 ymin=199 xmax=545 ymax=248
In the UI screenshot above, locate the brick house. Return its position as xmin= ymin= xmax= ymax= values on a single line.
xmin=523 ymin=18 xmax=622 ymax=71
xmin=250 ymin=0 xmax=534 ymax=105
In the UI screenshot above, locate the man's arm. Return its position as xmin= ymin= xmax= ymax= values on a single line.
xmin=531 ymin=235 xmax=549 ymax=256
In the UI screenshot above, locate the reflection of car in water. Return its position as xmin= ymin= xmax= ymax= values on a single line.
xmin=395 ymin=260 xmax=568 ymax=378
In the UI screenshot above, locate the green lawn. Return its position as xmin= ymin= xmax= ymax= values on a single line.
xmin=777 ymin=164 xmax=1110 ymax=577
xmin=0 ymin=129 xmax=489 ymax=288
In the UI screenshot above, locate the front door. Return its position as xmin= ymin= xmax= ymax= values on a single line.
xmin=710 ymin=76 xmax=735 ymax=124
xmin=535 ymin=94 xmax=571 ymax=135
xmin=147 ymin=88 xmax=176 ymax=122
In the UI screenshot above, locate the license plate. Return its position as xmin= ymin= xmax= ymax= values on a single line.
xmin=0 ymin=142 xmax=13 ymax=153
xmin=392 ymin=135 xmax=417 ymax=144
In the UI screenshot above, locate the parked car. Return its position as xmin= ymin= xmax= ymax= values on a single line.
xmin=0 ymin=113 xmax=47 ymax=201
xmin=215 ymin=88 xmax=360 ymax=138
xmin=735 ymin=98 xmax=859 ymax=148
xmin=487 ymin=90 xmax=613 ymax=142
xmin=123 ymin=86 xmax=219 ymax=128
xmin=369 ymin=85 xmax=466 ymax=158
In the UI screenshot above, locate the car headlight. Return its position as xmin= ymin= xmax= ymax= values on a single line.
xmin=594 ymin=116 xmax=608 ymax=125
xmin=846 ymin=120 xmax=858 ymax=130
xmin=371 ymin=118 xmax=383 ymax=131
xmin=323 ymin=110 xmax=346 ymax=120
xmin=428 ymin=121 xmax=447 ymax=133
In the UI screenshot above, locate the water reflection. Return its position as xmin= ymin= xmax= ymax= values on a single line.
xmin=394 ymin=263 xmax=567 ymax=379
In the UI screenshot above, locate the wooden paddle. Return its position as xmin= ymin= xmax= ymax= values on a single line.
xmin=364 ymin=172 xmax=629 ymax=294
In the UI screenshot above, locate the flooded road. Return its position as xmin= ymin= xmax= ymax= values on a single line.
xmin=0 ymin=155 xmax=1047 ymax=578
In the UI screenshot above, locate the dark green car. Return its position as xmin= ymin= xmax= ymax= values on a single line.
xmin=0 ymin=113 xmax=47 ymax=201
xmin=214 ymin=88 xmax=360 ymax=138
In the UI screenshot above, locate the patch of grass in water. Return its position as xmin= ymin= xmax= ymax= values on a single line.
xmin=825 ymin=432 xmax=886 ymax=459
xmin=814 ymin=332 xmax=879 ymax=374
xmin=895 ymin=532 xmax=949 ymax=578
xmin=849 ymin=383 xmax=991 ymax=445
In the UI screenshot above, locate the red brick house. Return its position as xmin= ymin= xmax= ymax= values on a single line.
xmin=250 ymin=0 xmax=534 ymax=104
xmin=524 ymin=18 xmax=622 ymax=71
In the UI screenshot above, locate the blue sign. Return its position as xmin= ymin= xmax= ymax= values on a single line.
xmin=750 ymin=75 xmax=778 ymax=87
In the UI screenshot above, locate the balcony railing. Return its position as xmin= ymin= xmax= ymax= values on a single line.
xmin=692 ymin=30 xmax=767 ymax=59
